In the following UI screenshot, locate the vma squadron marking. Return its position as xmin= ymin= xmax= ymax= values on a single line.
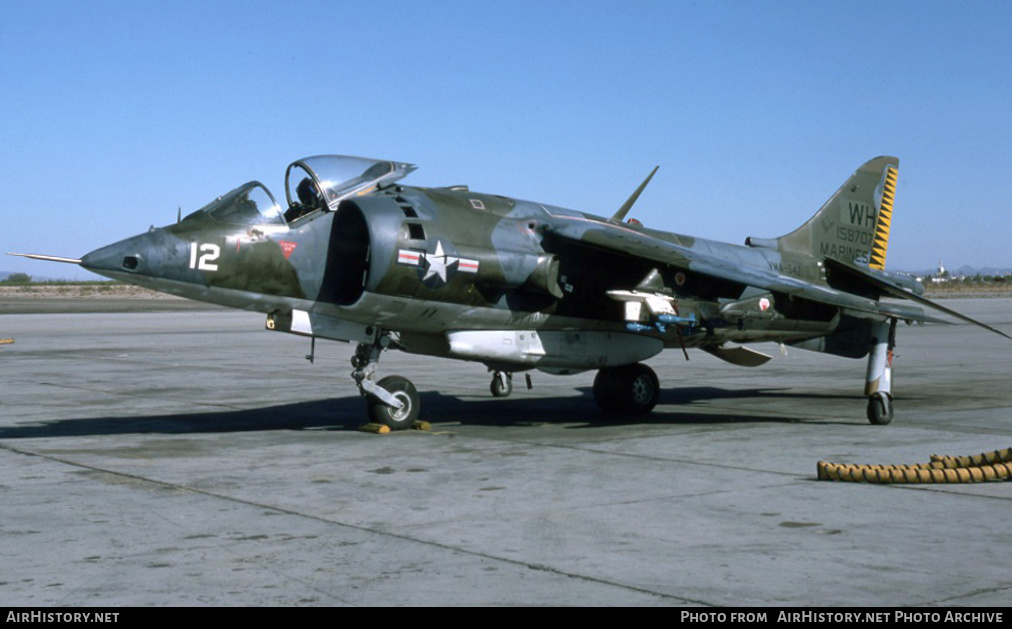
xmin=12 ymin=155 xmax=1010 ymax=428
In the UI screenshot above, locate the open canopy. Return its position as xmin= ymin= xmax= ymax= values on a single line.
xmin=284 ymin=155 xmax=416 ymax=218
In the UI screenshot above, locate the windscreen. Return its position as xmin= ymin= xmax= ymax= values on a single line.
xmin=200 ymin=182 xmax=286 ymax=226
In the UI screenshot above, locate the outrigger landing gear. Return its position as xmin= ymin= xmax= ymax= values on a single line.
xmin=865 ymin=319 xmax=897 ymax=425
xmin=352 ymin=335 xmax=420 ymax=430
xmin=593 ymin=363 xmax=660 ymax=416
xmin=490 ymin=370 xmax=513 ymax=397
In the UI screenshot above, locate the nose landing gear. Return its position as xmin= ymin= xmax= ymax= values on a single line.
xmin=352 ymin=334 xmax=420 ymax=431
xmin=365 ymin=375 xmax=420 ymax=429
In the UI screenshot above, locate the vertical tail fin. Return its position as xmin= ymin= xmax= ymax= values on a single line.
xmin=773 ymin=156 xmax=899 ymax=269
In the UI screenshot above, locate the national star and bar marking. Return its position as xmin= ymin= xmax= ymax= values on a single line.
xmin=397 ymin=240 xmax=480 ymax=285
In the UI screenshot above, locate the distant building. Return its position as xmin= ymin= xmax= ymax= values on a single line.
xmin=930 ymin=260 xmax=948 ymax=283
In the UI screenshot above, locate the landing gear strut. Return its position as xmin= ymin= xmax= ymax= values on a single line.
xmin=593 ymin=363 xmax=659 ymax=416
xmin=865 ymin=319 xmax=897 ymax=425
xmin=352 ymin=334 xmax=420 ymax=430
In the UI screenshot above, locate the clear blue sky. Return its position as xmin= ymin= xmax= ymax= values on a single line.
xmin=3 ymin=0 xmax=1011 ymax=278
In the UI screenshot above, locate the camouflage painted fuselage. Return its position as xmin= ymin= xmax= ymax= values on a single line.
xmin=81 ymin=155 xmax=924 ymax=370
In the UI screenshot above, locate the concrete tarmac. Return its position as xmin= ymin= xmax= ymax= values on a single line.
xmin=1 ymin=300 xmax=1010 ymax=606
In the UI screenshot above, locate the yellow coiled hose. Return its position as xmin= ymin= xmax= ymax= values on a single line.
xmin=817 ymin=447 xmax=1012 ymax=483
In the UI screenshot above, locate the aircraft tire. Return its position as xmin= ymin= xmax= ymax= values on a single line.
xmin=866 ymin=392 xmax=893 ymax=425
xmin=593 ymin=363 xmax=659 ymax=416
xmin=490 ymin=371 xmax=513 ymax=398
xmin=367 ymin=375 xmax=420 ymax=430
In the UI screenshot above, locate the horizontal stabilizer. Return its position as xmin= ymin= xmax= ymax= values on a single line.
xmin=701 ymin=345 xmax=773 ymax=367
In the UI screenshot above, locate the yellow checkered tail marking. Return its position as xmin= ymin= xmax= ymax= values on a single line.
xmin=869 ymin=166 xmax=898 ymax=270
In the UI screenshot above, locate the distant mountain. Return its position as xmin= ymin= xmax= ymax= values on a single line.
xmin=953 ymin=265 xmax=1012 ymax=277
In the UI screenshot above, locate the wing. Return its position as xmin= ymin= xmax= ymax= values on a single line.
xmin=544 ymin=218 xmax=1011 ymax=340
xmin=822 ymin=257 xmax=1012 ymax=339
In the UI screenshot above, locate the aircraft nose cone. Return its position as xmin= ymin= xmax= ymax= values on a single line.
xmin=80 ymin=233 xmax=152 ymax=278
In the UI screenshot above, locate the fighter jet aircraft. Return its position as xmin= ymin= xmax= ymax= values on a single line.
xmin=12 ymin=154 xmax=1009 ymax=429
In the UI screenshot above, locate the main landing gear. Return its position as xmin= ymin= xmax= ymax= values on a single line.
xmin=486 ymin=363 xmax=661 ymax=415
xmin=593 ymin=363 xmax=660 ymax=416
xmin=352 ymin=335 xmax=420 ymax=430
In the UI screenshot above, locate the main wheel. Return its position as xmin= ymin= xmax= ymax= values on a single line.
xmin=366 ymin=375 xmax=420 ymax=430
xmin=866 ymin=392 xmax=893 ymax=425
xmin=490 ymin=371 xmax=513 ymax=398
xmin=593 ymin=363 xmax=660 ymax=416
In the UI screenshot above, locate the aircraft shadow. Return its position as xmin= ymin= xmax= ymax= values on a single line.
xmin=0 ymin=397 xmax=365 ymax=440
xmin=440 ymin=386 xmax=859 ymax=428
xmin=0 ymin=386 xmax=858 ymax=440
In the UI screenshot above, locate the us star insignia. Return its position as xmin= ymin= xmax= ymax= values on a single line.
xmin=397 ymin=240 xmax=479 ymax=286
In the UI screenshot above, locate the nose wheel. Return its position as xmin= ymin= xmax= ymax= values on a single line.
xmin=366 ymin=375 xmax=420 ymax=429
xmin=352 ymin=335 xmax=421 ymax=431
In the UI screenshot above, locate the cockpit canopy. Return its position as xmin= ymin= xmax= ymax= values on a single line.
xmin=188 ymin=155 xmax=416 ymax=227
xmin=284 ymin=155 xmax=416 ymax=222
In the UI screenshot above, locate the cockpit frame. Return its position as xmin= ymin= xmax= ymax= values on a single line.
xmin=283 ymin=155 xmax=416 ymax=222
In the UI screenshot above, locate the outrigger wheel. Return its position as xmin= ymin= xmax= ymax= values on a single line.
xmin=864 ymin=319 xmax=896 ymax=426
xmin=490 ymin=371 xmax=513 ymax=397
xmin=366 ymin=375 xmax=420 ymax=430
xmin=593 ymin=363 xmax=660 ymax=416
xmin=867 ymin=391 xmax=893 ymax=425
